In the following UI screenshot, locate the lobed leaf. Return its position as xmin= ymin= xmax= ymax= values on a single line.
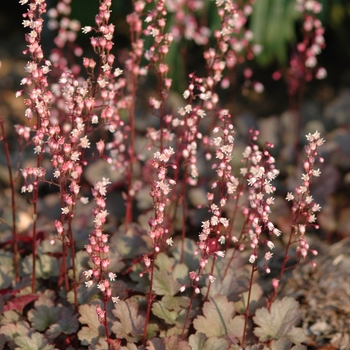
xmin=193 ymin=295 xmax=244 ymax=342
xmin=189 ymin=332 xmax=230 ymax=350
xmin=152 ymin=269 xmax=181 ymax=296
xmin=78 ymin=303 xmax=106 ymax=346
xmin=253 ymin=297 xmax=306 ymax=344
xmin=45 ymin=306 xmax=79 ymax=339
xmin=14 ymin=332 xmax=57 ymax=350
xmin=3 ymin=295 xmax=38 ymax=314
xmin=111 ymin=299 xmax=145 ymax=342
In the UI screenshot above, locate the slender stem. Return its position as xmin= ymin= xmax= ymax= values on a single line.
xmin=102 ymin=296 xmax=111 ymax=350
xmin=31 ymin=176 xmax=39 ymax=293
xmin=268 ymin=225 xmax=295 ymax=308
xmin=242 ymin=262 xmax=256 ymax=347
xmin=125 ymin=61 xmax=137 ymax=230
xmin=67 ymin=215 xmax=78 ymax=309
xmin=0 ymin=116 xmax=19 ymax=282
xmin=142 ymin=249 xmax=157 ymax=345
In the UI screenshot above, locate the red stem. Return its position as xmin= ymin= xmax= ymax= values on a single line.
xmin=241 ymin=262 xmax=256 ymax=347
xmin=0 ymin=116 xmax=19 ymax=282
xmin=142 ymin=249 xmax=157 ymax=345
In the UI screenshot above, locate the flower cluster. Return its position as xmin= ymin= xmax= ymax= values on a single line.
xmin=84 ymin=177 xmax=119 ymax=316
xmin=166 ymin=0 xmax=210 ymax=45
xmin=286 ymin=130 xmax=324 ymax=260
xmin=296 ymin=0 xmax=326 ymax=74
xmin=20 ymin=167 xmax=46 ymax=194
xmin=47 ymin=0 xmax=81 ymax=50
xmin=207 ymin=0 xmax=258 ymax=88
xmin=288 ymin=0 xmax=326 ymax=96
xmin=19 ymin=0 xmax=51 ymax=151
xmin=239 ymin=130 xmax=280 ymax=271
xmin=147 ymin=148 xmax=176 ymax=251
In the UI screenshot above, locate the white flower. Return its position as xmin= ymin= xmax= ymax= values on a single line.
xmin=249 ymin=254 xmax=256 ymax=263
xmin=273 ymin=228 xmax=282 ymax=237
xmin=61 ymin=207 xmax=70 ymax=215
xmin=166 ymin=237 xmax=174 ymax=246
xmin=215 ymin=251 xmax=225 ymax=258
xmin=85 ymin=280 xmax=93 ymax=288
xmin=83 ymin=270 xmax=93 ymax=279
xmin=285 ymin=192 xmax=294 ymax=201
xmin=211 ymin=216 xmax=219 ymax=226
xmin=267 ymin=241 xmax=275 ymax=250
xmin=112 ymin=296 xmax=120 ymax=303
xmin=218 ymin=235 xmax=226 ymax=244
xmin=247 ymin=177 xmax=257 ymax=186
xmin=305 ymin=195 xmax=313 ymax=204
xmin=114 ymin=68 xmax=123 ymax=77
xmin=102 ymin=63 xmax=110 ymax=72
xmin=313 ymin=169 xmax=321 ymax=177
xmin=308 ymin=214 xmax=316 ymax=223
xmin=70 ymin=151 xmax=80 ymax=162
xmin=80 ymin=135 xmax=91 ymax=149
xmin=108 ymin=272 xmax=117 ymax=281
xmin=265 ymin=252 xmax=273 ymax=261
xmin=266 ymin=197 xmax=275 ymax=205
xmin=312 ymin=203 xmax=321 ymax=212
xmin=97 ymin=283 xmax=106 ymax=292
xmin=82 ymin=26 xmax=92 ymax=34
xmin=208 ymin=275 xmax=216 ymax=283
xmin=80 ymin=197 xmax=89 ymax=204
xmin=34 ymin=145 xmax=41 ymax=154
xmin=183 ymin=90 xmax=190 ymax=99
xmin=197 ymin=109 xmax=206 ymax=118
xmin=219 ymin=217 xmax=229 ymax=228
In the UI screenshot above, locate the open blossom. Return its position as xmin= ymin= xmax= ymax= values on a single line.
xmin=85 ymin=281 xmax=94 ymax=288
xmin=112 ymin=296 xmax=120 ymax=303
xmin=166 ymin=237 xmax=174 ymax=246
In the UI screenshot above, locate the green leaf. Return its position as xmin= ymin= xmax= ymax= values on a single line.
xmin=22 ymin=254 xmax=59 ymax=279
xmin=155 ymin=253 xmax=175 ymax=271
xmin=173 ymin=263 xmax=189 ymax=282
xmin=0 ymin=321 xmax=31 ymax=345
xmin=67 ymin=282 xmax=99 ymax=305
xmin=172 ymin=239 xmax=200 ymax=272
xmin=110 ymin=224 xmax=150 ymax=259
xmin=120 ymin=343 xmax=138 ymax=350
xmin=152 ymin=268 xmax=181 ymax=296
xmin=253 ymin=297 xmax=306 ymax=344
xmin=45 ymin=306 xmax=79 ymax=339
xmin=161 ymin=295 xmax=190 ymax=311
xmin=77 ymin=303 xmax=106 ymax=345
xmin=111 ymin=299 xmax=145 ymax=342
xmin=0 ymin=250 xmax=14 ymax=289
xmin=152 ymin=301 xmax=179 ymax=325
xmin=164 ymin=335 xmax=191 ymax=350
xmin=27 ymin=294 xmax=61 ymax=332
xmin=234 ymin=283 xmax=264 ymax=314
xmin=68 ymin=250 xmax=90 ymax=282
xmin=152 ymin=296 xmax=189 ymax=328
xmin=145 ymin=337 xmax=165 ymax=350
xmin=188 ymin=332 xmax=230 ymax=350
xmin=193 ymin=295 xmax=244 ymax=342
xmin=201 ymin=269 xmax=250 ymax=301
xmin=271 ymin=337 xmax=292 ymax=350
xmin=14 ymin=332 xmax=56 ymax=350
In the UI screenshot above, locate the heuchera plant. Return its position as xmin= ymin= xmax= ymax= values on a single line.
xmin=0 ymin=0 xmax=327 ymax=349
